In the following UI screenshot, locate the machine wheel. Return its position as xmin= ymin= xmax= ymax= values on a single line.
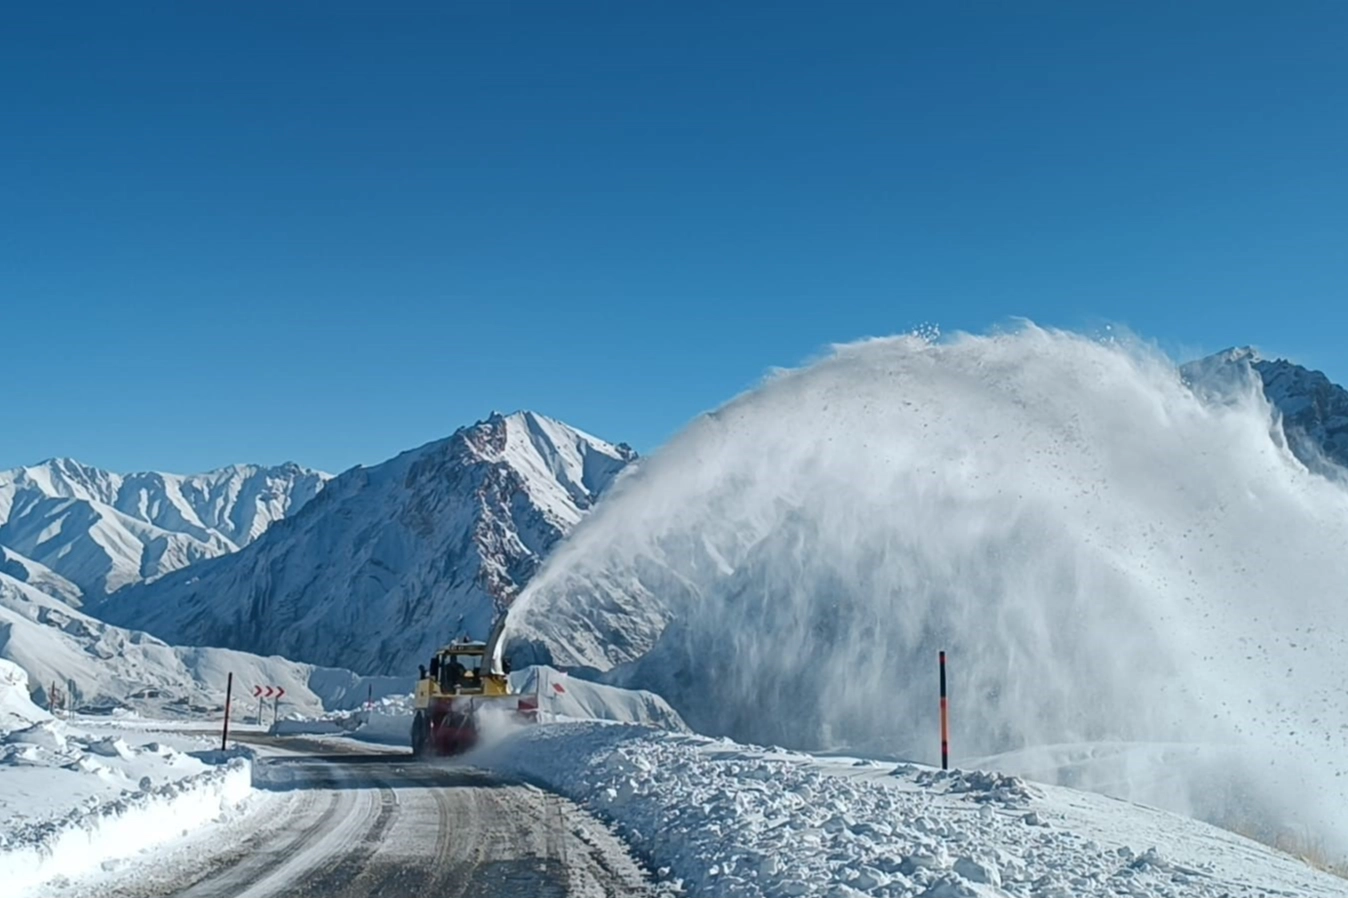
xmin=410 ymin=711 xmax=429 ymax=757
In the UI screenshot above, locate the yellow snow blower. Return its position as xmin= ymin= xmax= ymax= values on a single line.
xmin=410 ymin=636 xmax=537 ymax=756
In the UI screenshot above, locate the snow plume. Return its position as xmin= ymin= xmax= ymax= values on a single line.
xmin=504 ymin=323 xmax=1348 ymax=857
xmin=469 ymin=702 xmax=533 ymax=751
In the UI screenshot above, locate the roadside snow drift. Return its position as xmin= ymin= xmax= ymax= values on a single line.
xmin=486 ymin=722 xmax=1348 ymax=898
xmin=0 ymin=662 xmax=254 ymax=895
xmin=3 ymin=755 xmax=252 ymax=896
xmin=512 ymin=665 xmax=688 ymax=731
xmin=504 ymin=324 xmax=1348 ymax=858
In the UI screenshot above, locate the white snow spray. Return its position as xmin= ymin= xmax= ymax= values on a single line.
xmin=466 ymin=702 xmax=531 ymax=751
xmin=505 ymin=323 xmax=1348 ymax=856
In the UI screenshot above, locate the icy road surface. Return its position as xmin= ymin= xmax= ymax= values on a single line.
xmin=35 ymin=736 xmax=655 ymax=898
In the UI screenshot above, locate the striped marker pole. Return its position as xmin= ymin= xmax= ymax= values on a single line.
xmin=939 ymin=651 xmax=949 ymax=770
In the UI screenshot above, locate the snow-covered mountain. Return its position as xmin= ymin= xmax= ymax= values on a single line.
xmin=0 ymin=458 xmax=329 ymax=598
xmin=0 ymin=571 xmax=406 ymax=717
xmin=93 ymin=411 xmax=636 ymax=677
xmin=1182 ymin=346 xmax=1348 ymax=476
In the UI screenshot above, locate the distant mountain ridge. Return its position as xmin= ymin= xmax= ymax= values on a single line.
xmin=0 ymin=458 xmax=329 ymax=598
xmin=92 ymin=411 xmax=637 ymax=677
xmin=1182 ymin=346 xmax=1348 ymax=476
xmin=0 ymin=568 xmax=405 ymax=717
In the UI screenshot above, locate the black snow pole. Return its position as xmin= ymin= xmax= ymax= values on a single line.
xmin=222 ymin=671 xmax=233 ymax=752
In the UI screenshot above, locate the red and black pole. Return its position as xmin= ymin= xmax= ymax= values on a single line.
xmin=221 ymin=671 xmax=233 ymax=751
xmin=939 ymin=651 xmax=949 ymax=770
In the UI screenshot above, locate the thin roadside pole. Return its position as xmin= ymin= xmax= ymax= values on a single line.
xmin=939 ymin=651 xmax=949 ymax=771
xmin=222 ymin=672 xmax=233 ymax=752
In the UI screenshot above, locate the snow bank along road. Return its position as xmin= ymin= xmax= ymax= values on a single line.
xmin=37 ymin=735 xmax=655 ymax=898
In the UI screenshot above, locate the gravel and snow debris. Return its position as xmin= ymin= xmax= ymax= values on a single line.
xmin=485 ymin=721 xmax=1348 ymax=898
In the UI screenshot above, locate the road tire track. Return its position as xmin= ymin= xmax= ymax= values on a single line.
xmin=178 ymin=765 xmax=348 ymax=898
xmin=278 ymin=784 xmax=398 ymax=898
xmin=54 ymin=746 xmax=656 ymax=898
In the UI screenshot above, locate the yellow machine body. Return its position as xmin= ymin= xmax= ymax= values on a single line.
xmin=410 ymin=637 xmax=533 ymax=756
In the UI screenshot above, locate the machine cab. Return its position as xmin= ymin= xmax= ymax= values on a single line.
xmin=418 ymin=638 xmax=511 ymax=700
xmin=434 ymin=640 xmax=487 ymax=693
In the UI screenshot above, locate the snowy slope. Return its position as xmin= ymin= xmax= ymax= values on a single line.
xmin=0 ymin=547 xmax=83 ymax=608
xmin=1182 ymin=346 xmax=1348 ymax=477
xmin=95 ymin=412 xmax=636 ymax=677
xmin=487 ymin=722 xmax=1348 ymax=898
xmin=0 ymin=458 xmax=328 ymax=597
xmin=0 ymin=660 xmax=49 ymax=733
xmin=502 ymin=325 xmax=1348 ymax=860
xmin=0 ymin=572 xmax=407 ymax=717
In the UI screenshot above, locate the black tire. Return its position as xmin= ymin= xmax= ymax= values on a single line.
xmin=411 ymin=711 xmax=428 ymax=758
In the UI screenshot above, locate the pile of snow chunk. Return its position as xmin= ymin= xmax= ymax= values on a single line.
xmin=484 ymin=721 xmax=1348 ymax=898
xmin=1 ymin=660 xmax=256 ymax=895
xmin=3 ymin=757 xmax=252 ymax=895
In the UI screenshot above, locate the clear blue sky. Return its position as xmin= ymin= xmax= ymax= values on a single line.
xmin=5 ymin=2 xmax=1348 ymax=474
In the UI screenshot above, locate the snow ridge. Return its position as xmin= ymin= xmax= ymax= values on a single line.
xmin=93 ymin=411 xmax=635 ymax=677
